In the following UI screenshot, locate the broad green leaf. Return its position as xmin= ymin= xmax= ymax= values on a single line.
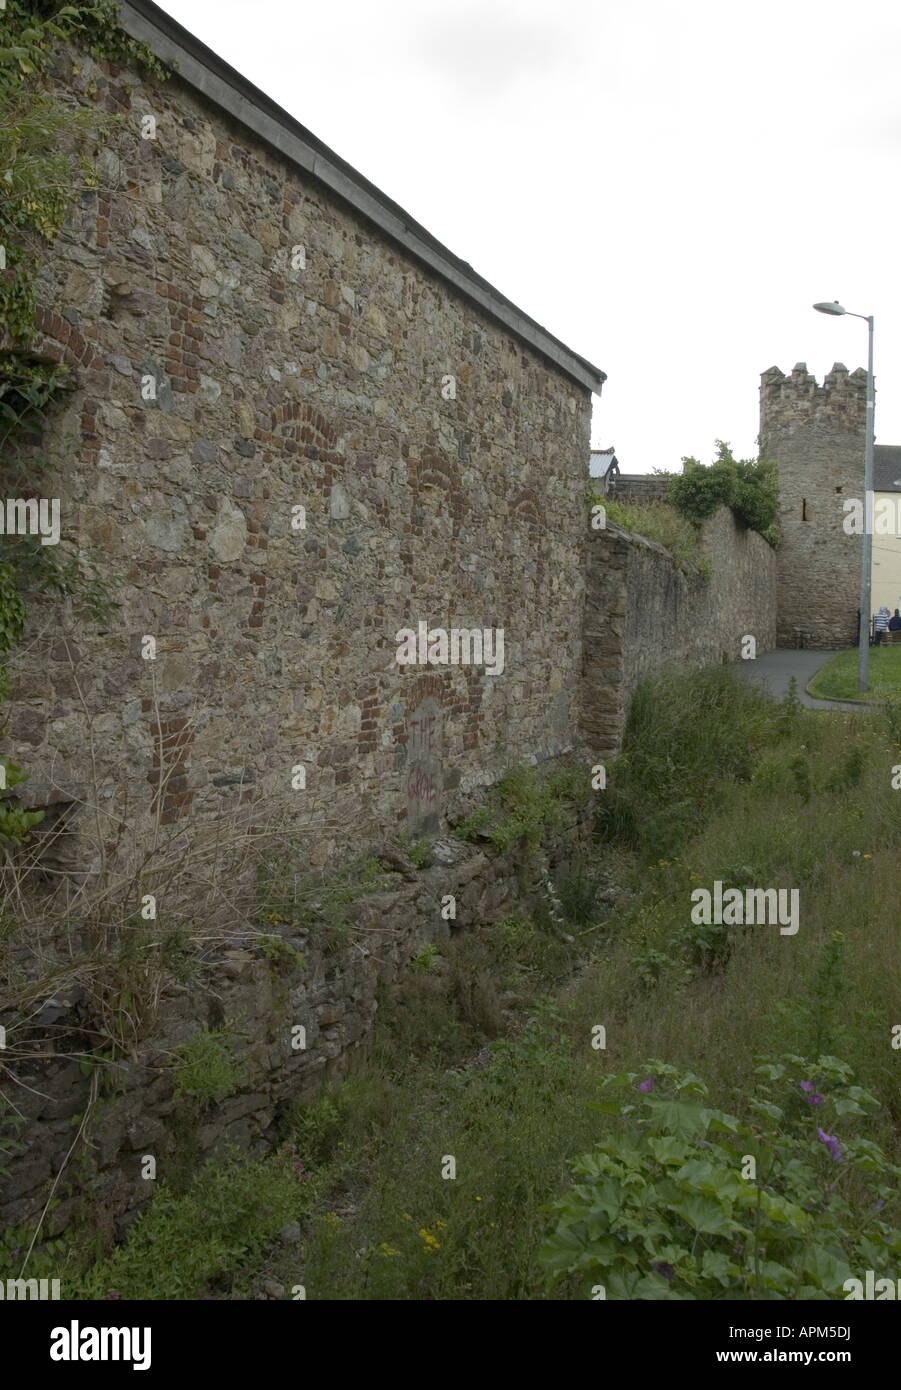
xmin=648 ymin=1136 xmax=694 ymax=1166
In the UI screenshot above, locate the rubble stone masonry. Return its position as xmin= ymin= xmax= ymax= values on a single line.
xmin=760 ymin=363 xmax=867 ymax=648
xmin=5 ymin=26 xmax=597 ymax=877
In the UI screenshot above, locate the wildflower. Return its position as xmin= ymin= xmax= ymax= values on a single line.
xmin=638 ymin=1077 xmax=655 ymax=1093
xmin=817 ymin=1127 xmax=842 ymax=1163
xmin=852 ymin=851 xmax=861 ymax=857
xmin=863 ymin=854 xmax=872 ymax=859
xmin=287 ymin=1143 xmax=297 ymax=1154
xmin=401 ymin=1212 xmax=412 ymax=1221
xmin=380 ymin=1243 xmax=400 ymax=1257
xmin=652 ymin=1261 xmax=674 ymax=1282
xmin=800 ymin=1080 xmax=814 ymax=1092
xmin=106 ymin=1291 xmax=120 ymax=1300
xmin=873 ymin=1199 xmax=885 ymax=1212
xmin=475 ymin=1196 xmax=482 ymax=1202
xmin=808 ymin=1093 xmax=824 ymax=1106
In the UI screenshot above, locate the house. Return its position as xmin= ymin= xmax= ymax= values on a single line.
xmin=590 ymin=446 xmax=620 ymax=493
xmin=870 ymin=445 xmax=901 ymax=617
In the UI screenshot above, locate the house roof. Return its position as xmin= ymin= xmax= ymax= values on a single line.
xmin=874 ymin=445 xmax=901 ymax=493
xmin=590 ymin=448 xmax=619 ymax=478
xmin=118 ymin=0 xmax=606 ymax=395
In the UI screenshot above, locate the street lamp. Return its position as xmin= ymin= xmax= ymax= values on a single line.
xmin=813 ymin=300 xmax=875 ymax=693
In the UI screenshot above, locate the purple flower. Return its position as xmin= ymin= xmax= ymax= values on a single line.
xmin=652 ymin=1261 xmax=674 ymax=1282
xmin=817 ymin=1127 xmax=842 ymax=1163
xmin=800 ymin=1080 xmax=814 ymax=1092
xmin=638 ymin=1077 xmax=655 ymax=1093
xmin=873 ymin=1199 xmax=885 ymax=1212
xmin=807 ymin=1093 xmax=824 ymax=1106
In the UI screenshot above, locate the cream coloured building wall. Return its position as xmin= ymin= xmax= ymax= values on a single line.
xmin=870 ymin=492 xmax=901 ymax=618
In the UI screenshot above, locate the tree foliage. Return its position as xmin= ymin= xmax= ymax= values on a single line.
xmin=667 ymin=441 xmax=781 ymax=545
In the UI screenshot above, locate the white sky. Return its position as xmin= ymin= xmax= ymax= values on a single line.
xmin=156 ymin=0 xmax=901 ymax=473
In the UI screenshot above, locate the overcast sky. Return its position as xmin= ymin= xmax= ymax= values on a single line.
xmin=156 ymin=0 xmax=901 ymax=473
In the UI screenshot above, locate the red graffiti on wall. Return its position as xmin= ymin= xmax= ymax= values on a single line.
xmin=406 ymin=765 xmax=438 ymax=805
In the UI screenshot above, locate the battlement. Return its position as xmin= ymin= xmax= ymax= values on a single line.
xmin=760 ymin=362 xmax=868 ymax=435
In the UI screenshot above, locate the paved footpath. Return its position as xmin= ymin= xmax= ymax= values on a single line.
xmin=731 ymin=648 xmax=871 ymax=713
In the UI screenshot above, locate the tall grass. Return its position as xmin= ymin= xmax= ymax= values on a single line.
xmin=63 ymin=666 xmax=901 ymax=1299
xmin=600 ymin=498 xmax=710 ymax=575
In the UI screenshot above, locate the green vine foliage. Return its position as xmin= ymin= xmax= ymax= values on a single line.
xmin=0 ymin=3 xmax=156 ymax=842
xmin=667 ymin=441 xmax=781 ymax=545
xmin=1 ymin=2 xmax=169 ymax=341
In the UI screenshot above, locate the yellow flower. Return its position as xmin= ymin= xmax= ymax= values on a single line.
xmin=475 ymin=1196 xmax=482 ymax=1202
xmin=401 ymin=1212 xmax=412 ymax=1221
xmin=380 ymin=1243 xmax=400 ymax=1257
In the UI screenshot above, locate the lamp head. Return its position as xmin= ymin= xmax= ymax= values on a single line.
xmin=814 ymin=301 xmax=847 ymax=316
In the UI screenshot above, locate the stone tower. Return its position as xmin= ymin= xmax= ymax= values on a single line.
xmin=760 ymin=362 xmax=867 ymax=648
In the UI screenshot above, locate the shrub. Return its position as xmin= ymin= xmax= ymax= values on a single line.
xmin=540 ymin=1057 xmax=901 ymax=1299
xmin=667 ymin=442 xmax=781 ymax=545
xmin=77 ymin=1146 xmax=316 ymax=1299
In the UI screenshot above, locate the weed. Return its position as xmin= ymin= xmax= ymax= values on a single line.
xmin=409 ymin=943 xmax=438 ymax=974
xmin=171 ymin=1026 xmax=243 ymax=1105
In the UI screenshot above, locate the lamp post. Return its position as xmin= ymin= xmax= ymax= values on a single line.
xmin=813 ymin=300 xmax=875 ymax=693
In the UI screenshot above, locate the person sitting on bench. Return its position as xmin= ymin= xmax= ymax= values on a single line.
xmin=889 ymin=609 xmax=901 ymax=633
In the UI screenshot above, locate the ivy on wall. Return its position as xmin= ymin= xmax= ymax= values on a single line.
xmin=0 ymin=2 xmax=168 ymax=842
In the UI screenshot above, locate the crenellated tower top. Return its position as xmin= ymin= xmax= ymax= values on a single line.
xmin=760 ymin=362 xmax=868 ymax=437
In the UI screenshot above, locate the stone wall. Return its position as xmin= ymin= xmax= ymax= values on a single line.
xmin=760 ymin=363 xmax=866 ymax=648
xmin=580 ymin=506 xmax=777 ymax=757
xmin=3 ymin=23 xmax=597 ymax=882
xmin=1 ymin=829 xmax=583 ymax=1242
xmin=0 ymin=1 xmax=793 ymax=1257
xmin=607 ymin=474 xmax=671 ymax=503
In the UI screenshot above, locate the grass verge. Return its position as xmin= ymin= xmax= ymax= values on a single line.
xmin=808 ymin=645 xmax=901 ymax=702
